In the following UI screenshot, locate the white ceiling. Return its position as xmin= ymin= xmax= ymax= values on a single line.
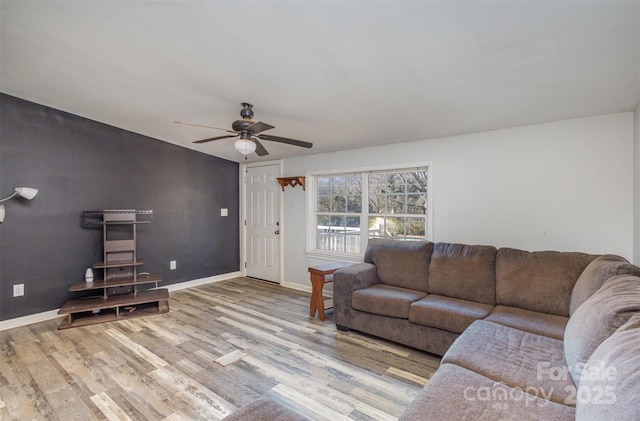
xmin=1 ymin=1 xmax=639 ymax=163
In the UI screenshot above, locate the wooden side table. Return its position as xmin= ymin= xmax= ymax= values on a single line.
xmin=308 ymin=262 xmax=352 ymax=320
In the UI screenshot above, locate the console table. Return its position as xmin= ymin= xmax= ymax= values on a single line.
xmin=308 ymin=262 xmax=352 ymax=321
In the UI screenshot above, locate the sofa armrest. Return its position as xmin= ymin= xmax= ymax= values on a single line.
xmin=335 ymin=262 xmax=378 ymax=291
xmin=332 ymin=263 xmax=378 ymax=328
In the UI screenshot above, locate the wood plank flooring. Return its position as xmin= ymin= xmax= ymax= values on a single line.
xmin=0 ymin=278 xmax=441 ymax=420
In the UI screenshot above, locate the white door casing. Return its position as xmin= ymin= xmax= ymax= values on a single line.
xmin=244 ymin=163 xmax=281 ymax=283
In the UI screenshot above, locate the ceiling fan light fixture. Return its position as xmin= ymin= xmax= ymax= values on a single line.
xmin=234 ymin=138 xmax=257 ymax=155
xmin=181 ymin=102 xmax=312 ymax=157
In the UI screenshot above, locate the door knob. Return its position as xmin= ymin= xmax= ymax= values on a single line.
xmin=275 ymin=230 xmax=280 ymax=235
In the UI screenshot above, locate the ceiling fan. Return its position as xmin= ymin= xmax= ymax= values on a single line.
xmin=176 ymin=103 xmax=313 ymax=158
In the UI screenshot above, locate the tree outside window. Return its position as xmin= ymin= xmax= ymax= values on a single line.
xmin=312 ymin=167 xmax=429 ymax=256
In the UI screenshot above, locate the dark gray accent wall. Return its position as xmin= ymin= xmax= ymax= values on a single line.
xmin=0 ymin=94 xmax=240 ymax=321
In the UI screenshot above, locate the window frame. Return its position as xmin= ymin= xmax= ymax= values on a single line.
xmin=306 ymin=162 xmax=433 ymax=262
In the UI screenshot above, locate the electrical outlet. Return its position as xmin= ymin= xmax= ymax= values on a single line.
xmin=13 ymin=284 xmax=24 ymax=297
xmin=170 ymin=260 xmax=177 ymax=270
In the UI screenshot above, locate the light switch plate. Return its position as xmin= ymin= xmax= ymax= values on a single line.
xmin=221 ymin=208 xmax=228 ymax=216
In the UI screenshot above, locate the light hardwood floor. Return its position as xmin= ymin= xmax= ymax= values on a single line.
xmin=0 ymin=278 xmax=440 ymax=420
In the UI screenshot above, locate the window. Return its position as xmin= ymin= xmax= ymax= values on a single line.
xmin=315 ymin=174 xmax=362 ymax=254
xmin=308 ymin=164 xmax=432 ymax=259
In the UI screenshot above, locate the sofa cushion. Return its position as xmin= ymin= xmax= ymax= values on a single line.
xmin=398 ymin=363 xmax=576 ymax=421
xmin=496 ymin=248 xmax=596 ymax=316
xmin=442 ymin=320 xmax=575 ymax=406
xmin=409 ymin=295 xmax=493 ymax=334
xmin=428 ymin=243 xmax=497 ymax=305
xmin=364 ymin=239 xmax=433 ymax=291
xmin=352 ymin=284 xmax=427 ymax=319
xmin=485 ymin=305 xmax=568 ymax=340
xmin=575 ymin=315 xmax=640 ymax=421
xmin=563 ymin=274 xmax=640 ymax=385
xmin=569 ymin=254 xmax=640 ymax=315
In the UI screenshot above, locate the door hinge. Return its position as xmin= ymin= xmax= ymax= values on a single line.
xmin=244 ymin=219 xmax=247 ymax=226
xmin=244 ymin=261 xmax=247 ymax=268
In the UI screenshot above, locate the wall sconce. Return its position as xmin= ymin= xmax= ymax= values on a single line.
xmin=0 ymin=187 xmax=39 ymax=223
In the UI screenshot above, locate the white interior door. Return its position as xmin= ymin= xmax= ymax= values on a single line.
xmin=245 ymin=164 xmax=281 ymax=283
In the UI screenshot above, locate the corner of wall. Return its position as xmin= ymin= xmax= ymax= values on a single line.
xmin=634 ymin=104 xmax=640 ymax=265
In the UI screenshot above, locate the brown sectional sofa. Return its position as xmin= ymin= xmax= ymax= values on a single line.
xmin=333 ymin=239 xmax=640 ymax=420
xmin=222 ymin=239 xmax=640 ymax=420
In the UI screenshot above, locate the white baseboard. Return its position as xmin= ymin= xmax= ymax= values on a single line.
xmin=0 ymin=309 xmax=62 ymax=331
xmin=235 ymin=277 xmax=324 ymax=297
xmin=281 ymin=280 xmax=333 ymax=298
xmin=164 ymin=271 xmax=243 ymax=292
xmin=0 ymin=271 xmax=244 ymax=331
xmin=282 ymin=281 xmax=312 ymax=294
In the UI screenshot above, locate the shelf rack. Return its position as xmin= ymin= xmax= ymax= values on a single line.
xmin=58 ymin=209 xmax=169 ymax=329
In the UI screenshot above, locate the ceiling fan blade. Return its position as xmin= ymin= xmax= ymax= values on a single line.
xmin=246 ymin=121 xmax=274 ymax=135
xmin=252 ymin=138 xmax=269 ymax=156
xmin=193 ymin=134 xmax=238 ymax=144
xmin=257 ymin=134 xmax=313 ymax=149
xmin=175 ymin=121 xmax=236 ymax=134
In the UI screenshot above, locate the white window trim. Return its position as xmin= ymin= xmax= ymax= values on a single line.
xmin=305 ymin=161 xmax=433 ymax=262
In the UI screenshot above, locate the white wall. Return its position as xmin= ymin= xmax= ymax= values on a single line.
xmin=634 ymin=104 xmax=640 ymax=265
xmin=280 ymin=113 xmax=635 ymax=291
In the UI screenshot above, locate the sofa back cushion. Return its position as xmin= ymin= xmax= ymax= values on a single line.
xmin=575 ymin=314 xmax=640 ymax=421
xmin=495 ymin=248 xmax=596 ymax=316
xmin=364 ymin=239 xmax=433 ymax=291
xmin=564 ymin=274 xmax=640 ymax=385
xmin=428 ymin=243 xmax=497 ymax=305
xmin=569 ymin=254 xmax=640 ymax=315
